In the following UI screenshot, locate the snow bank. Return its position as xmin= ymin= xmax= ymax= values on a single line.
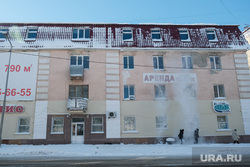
xmin=0 ymin=144 xmax=250 ymax=159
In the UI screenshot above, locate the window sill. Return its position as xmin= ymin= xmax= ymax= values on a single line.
xmin=181 ymin=39 xmax=191 ymax=42
xmin=50 ymin=132 xmax=64 ymax=134
xmin=152 ymin=39 xmax=163 ymax=42
xmin=123 ymin=99 xmax=136 ymax=101
xmin=208 ymin=39 xmax=218 ymax=42
xmin=91 ymin=132 xmax=104 ymax=134
xmin=71 ymin=39 xmax=90 ymax=42
xmin=153 ymin=69 xmax=165 ymax=71
xmin=15 ymin=132 xmax=30 ymax=135
xmin=122 ymin=131 xmax=138 ymax=134
xmin=216 ymin=129 xmax=231 ymax=132
xmin=214 ymin=97 xmax=227 ymax=100
xmin=123 ymin=39 xmax=133 ymax=42
xmin=25 ymin=38 xmax=36 ymax=42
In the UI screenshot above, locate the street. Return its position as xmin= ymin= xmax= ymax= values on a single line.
xmin=1 ymin=156 xmax=250 ymax=167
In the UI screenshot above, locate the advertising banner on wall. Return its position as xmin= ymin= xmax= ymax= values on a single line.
xmin=143 ymin=73 xmax=197 ymax=83
xmin=0 ymin=52 xmax=38 ymax=101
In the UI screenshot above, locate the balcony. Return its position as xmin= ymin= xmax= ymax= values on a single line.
xmin=67 ymin=98 xmax=88 ymax=112
xmin=70 ymin=65 xmax=84 ymax=80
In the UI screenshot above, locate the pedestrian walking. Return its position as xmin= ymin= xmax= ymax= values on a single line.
xmin=194 ymin=128 xmax=199 ymax=144
xmin=232 ymin=129 xmax=240 ymax=144
xmin=178 ymin=129 xmax=184 ymax=144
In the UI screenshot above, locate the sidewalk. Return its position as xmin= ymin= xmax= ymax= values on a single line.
xmin=0 ymin=143 xmax=250 ymax=159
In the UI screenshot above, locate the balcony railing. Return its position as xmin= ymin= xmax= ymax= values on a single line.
xmin=67 ymin=98 xmax=88 ymax=112
xmin=70 ymin=65 xmax=84 ymax=80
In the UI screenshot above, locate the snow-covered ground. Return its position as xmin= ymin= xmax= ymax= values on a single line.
xmin=0 ymin=143 xmax=250 ymax=159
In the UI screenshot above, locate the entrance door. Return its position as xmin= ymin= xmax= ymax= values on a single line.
xmin=71 ymin=118 xmax=84 ymax=144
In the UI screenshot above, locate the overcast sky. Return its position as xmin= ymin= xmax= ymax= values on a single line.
xmin=0 ymin=0 xmax=249 ymax=31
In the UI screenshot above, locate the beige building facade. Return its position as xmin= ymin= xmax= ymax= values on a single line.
xmin=0 ymin=23 xmax=250 ymax=144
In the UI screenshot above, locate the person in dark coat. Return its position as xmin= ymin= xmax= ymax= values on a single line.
xmin=194 ymin=128 xmax=199 ymax=144
xmin=178 ymin=129 xmax=184 ymax=144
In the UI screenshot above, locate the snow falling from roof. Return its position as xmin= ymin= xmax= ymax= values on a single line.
xmin=0 ymin=23 xmax=248 ymax=50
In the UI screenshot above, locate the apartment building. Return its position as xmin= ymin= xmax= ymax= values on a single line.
xmin=0 ymin=23 xmax=249 ymax=144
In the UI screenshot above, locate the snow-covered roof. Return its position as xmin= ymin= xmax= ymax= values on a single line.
xmin=0 ymin=23 xmax=248 ymax=50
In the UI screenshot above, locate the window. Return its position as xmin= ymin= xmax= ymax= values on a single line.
xmin=214 ymin=84 xmax=225 ymax=98
xmin=0 ymin=28 xmax=8 ymax=41
xmin=91 ymin=117 xmax=104 ymax=133
xmin=26 ymin=27 xmax=38 ymax=40
xmin=179 ymin=29 xmax=190 ymax=41
xmin=124 ymin=116 xmax=136 ymax=131
xmin=17 ymin=117 xmax=30 ymax=133
xmin=210 ymin=56 xmax=221 ymax=70
xmin=153 ymin=56 xmax=164 ymax=70
xmin=217 ymin=115 xmax=228 ymax=129
xmin=156 ymin=116 xmax=167 ymax=129
xmin=206 ymin=29 xmax=217 ymax=41
xmin=123 ymin=56 xmax=134 ymax=69
xmin=70 ymin=56 xmax=89 ymax=69
xmin=182 ymin=56 xmax=193 ymax=69
xmin=151 ymin=29 xmax=161 ymax=41
xmin=154 ymin=85 xmax=166 ymax=99
xmin=69 ymin=85 xmax=89 ymax=98
xmin=72 ymin=28 xmax=90 ymax=40
xmin=52 ymin=117 xmax=64 ymax=134
xmin=123 ymin=29 xmax=133 ymax=41
xmin=124 ymin=85 xmax=135 ymax=100
xmin=184 ymin=84 xmax=197 ymax=99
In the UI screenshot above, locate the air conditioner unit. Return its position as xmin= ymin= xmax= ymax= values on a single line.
xmin=129 ymin=95 xmax=135 ymax=100
xmin=108 ymin=112 xmax=117 ymax=119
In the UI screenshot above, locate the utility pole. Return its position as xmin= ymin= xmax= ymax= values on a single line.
xmin=0 ymin=31 xmax=12 ymax=147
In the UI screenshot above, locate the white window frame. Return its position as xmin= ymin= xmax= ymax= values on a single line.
xmin=182 ymin=56 xmax=193 ymax=69
xmin=206 ymin=29 xmax=218 ymax=41
xmin=122 ymin=28 xmax=133 ymax=41
xmin=217 ymin=115 xmax=229 ymax=130
xmin=51 ymin=117 xmax=64 ymax=134
xmin=123 ymin=56 xmax=134 ymax=70
xmin=124 ymin=85 xmax=135 ymax=100
xmin=91 ymin=117 xmax=104 ymax=133
xmin=25 ymin=27 xmax=38 ymax=41
xmin=154 ymin=85 xmax=167 ymax=99
xmin=72 ymin=27 xmax=90 ymax=41
xmin=179 ymin=29 xmax=191 ymax=41
xmin=0 ymin=28 xmax=8 ymax=41
xmin=151 ymin=28 xmax=162 ymax=41
xmin=70 ymin=55 xmax=89 ymax=69
xmin=156 ymin=116 xmax=167 ymax=129
xmin=210 ymin=56 xmax=221 ymax=70
xmin=123 ymin=116 xmax=136 ymax=132
xmin=16 ymin=117 xmax=30 ymax=134
xmin=214 ymin=84 xmax=226 ymax=99
xmin=153 ymin=56 xmax=164 ymax=70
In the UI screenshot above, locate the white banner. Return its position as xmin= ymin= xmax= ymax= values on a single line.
xmin=0 ymin=52 xmax=38 ymax=100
